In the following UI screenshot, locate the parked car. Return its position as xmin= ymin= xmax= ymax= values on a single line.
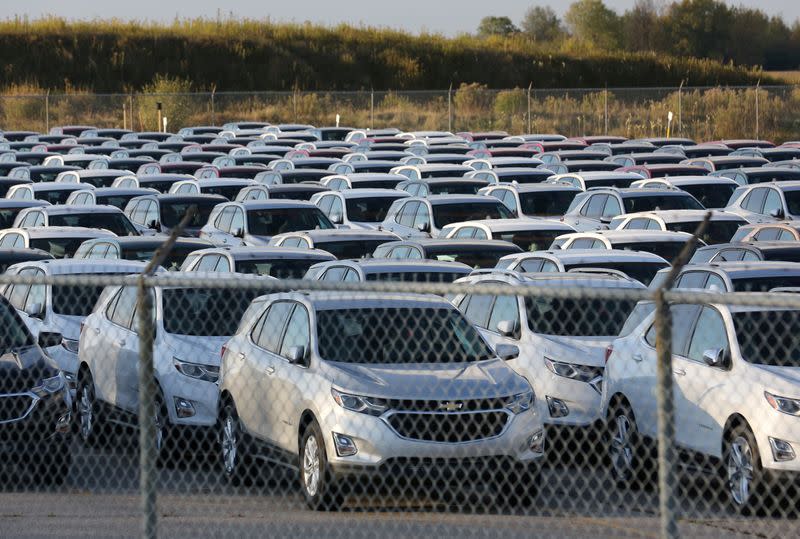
xmin=723 ymin=181 xmax=800 ymax=223
xmin=630 ymin=176 xmax=739 ymax=209
xmin=13 ymin=205 xmax=142 ymax=237
xmin=303 ymin=258 xmax=472 ymax=283
xmin=311 ymin=189 xmax=409 ymax=230
xmin=689 ymin=242 xmax=800 ymax=264
xmin=554 ymin=230 xmax=701 ymax=262
xmin=124 ymin=194 xmax=227 ymax=237
xmin=73 ymin=237 xmax=212 ymax=270
xmin=439 ymin=218 xmax=575 ymax=252
xmin=380 ymin=195 xmax=514 ymax=238
xmin=608 ymin=210 xmax=746 ymax=244
xmin=181 ymin=246 xmax=335 ymax=278
xmin=269 ymin=229 xmax=399 ymax=259
xmin=373 ymin=239 xmax=523 ymax=268
xmin=0 ymin=227 xmax=117 ymax=258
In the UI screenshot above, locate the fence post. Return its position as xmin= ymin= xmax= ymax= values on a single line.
xmin=527 ymin=82 xmax=532 ymax=134
xmin=678 ymin=80 xmax=684 ymax=136
xmin=370 ymin=88 xmax=375 ymax=130
xmin=293 ymin=89 xmax=298 ymax=123
xmin=604 ymin=84 xmax=609 ymax=135
xmin=137 ymin=277 xmax=157 ymax=539
xmin=45 ymin=90 xmax=50 ymax=133
xmin=211 ymin=86 xmax=216 ymax=126
xmin=755 ymin=81 xmax=760 ymax=140
xmin=447 ymin=83 xmax=453 ymax=133
xmin=129 ymin=94 xmax=135 ymax=131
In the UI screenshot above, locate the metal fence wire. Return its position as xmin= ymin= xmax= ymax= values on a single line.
xmin=1 ymin=85 xmax=799 ymax=142
xmin=2 ymin=268 xmax=800 ymax=538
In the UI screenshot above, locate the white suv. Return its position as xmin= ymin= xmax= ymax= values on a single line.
xmin=218 ymin=292 xmax=544 ymax=510
xmin=604 ymin=302 xmax=800 ymax=511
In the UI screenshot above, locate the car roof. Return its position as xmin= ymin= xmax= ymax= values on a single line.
xmin=514 ymin=183 xmax=583 ymax=193
xmin=621 ymin=210 xmax=745 ymax=222
xmin=299 ymin=292 xmax=454 ymax=311
xmin=505 ymin=248 xmax=668 ymax=264
xmin=239 ymin=199 xmax=318 ymax=210
xmin=424 ymin=194 xmax=504 ymax=204
xmin=8 ymin=226 xmax=117 ymax=238
xmin=593 ymin=229 xmax=695 ymax=241
xmin=691 ymin=261 xmax=800 ymax=278
xmin=337 ymin=188 xmax=408 ymax=199
xmin=462 ymin=271 xmax=646 ymax=289
xmin=282 ymin=229 xmax=399 ymax=241
xmin=33 ymin=204 xmax=124 ymax=215
xmin=387 ymin=238 xmax=523 ymax=250
xmin=201 ymin=246 xmax=336 ymax=260
xmin=10 ymin=258 xmax=149 ymax=275
xmin=653 ymin=176 xmax=738 ymax=186
xmin=447 ymin=218 xmax=574 ymax=232
xmin=349 ymin=259 xmax=472 ymax=272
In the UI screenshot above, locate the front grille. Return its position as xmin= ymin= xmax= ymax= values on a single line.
xmin=0 ymin=394 xmax=35 ymax=423
xmin=386 ymin=411 xmax=509 ymax=443
xmin=384 ymin=398 xmax=507 ymax=412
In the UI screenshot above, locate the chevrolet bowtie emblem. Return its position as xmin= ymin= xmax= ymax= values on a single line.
xmin=439 ymin=401 xmax=463 ymax=412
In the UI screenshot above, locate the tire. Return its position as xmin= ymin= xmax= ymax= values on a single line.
xmin=724 ymin=424 xmax=767 ymax=514
xmin=29 ymin=438 xmax=72 ymax=486
xmin=154 ymin=390 xmax=176 ymax=467
xmin=219 ymin=400 xmax=248 ymax=486
xmin=76 ymin=371 xmax=105 ymax=448
xmin=494 ymin=463 xmax=540 ymax=509
xmin=299 ymin=419 xmax=343 ymax=511
xmin=607 ymin=401 xmax=652 ymax=490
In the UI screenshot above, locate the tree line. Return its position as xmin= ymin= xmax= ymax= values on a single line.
xmin=478 ymin=0 xmax=800 ymax=70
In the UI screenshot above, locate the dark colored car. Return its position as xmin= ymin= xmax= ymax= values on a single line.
xmin=0 ymin=248 xmax=54 ymax=273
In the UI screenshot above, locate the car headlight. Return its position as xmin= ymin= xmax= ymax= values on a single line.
xmin=765 ymin=391 xmax=800 ymax=416
xmin=61 ymin=338 xmax=80 ymax=354
xmin=504 ymin=390 xmax=534 ymax=415
xmin=173 ymin=357 xmax=220 ymax=383
xmin=331 ymin=388 xmax=388 ymax=416
xmin=33 ymin=372 xmax=66 ymax=397
xmin=544 ymin=357 xmax=603 ymax=383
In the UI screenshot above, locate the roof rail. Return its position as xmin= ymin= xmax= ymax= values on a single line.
xmin=586 ymin=186 xmax=620 ymax=192
xmin=565 ymin=267 xmax=632 ymax=280
xmin=467 ymin=268 xmax=526 ymax=280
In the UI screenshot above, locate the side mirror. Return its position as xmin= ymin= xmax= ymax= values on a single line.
xmin=702 ymin=348 xmax=727 ymax=368
xmin=496 ymin=319 xmax=518 ymax=338
xmin=496 ymin=344 xmax=519 ymax=361
xmin=329 ymin=213 xmax=343 ymax=225
xmin=288 ymin=345 xmax=307 ymax=366
xmin=24 ymin=302 xmax=43 ymax=319
xmin=232 ymin=228 xmax=245 ymax=239
xmin=38 ymin=331 xmax=63 ymax=349
xmin=416 ymin=221 xmax=430 ymax=233
xmin=147 ymin=220 xmax=161 ymax=232
xmin=770 ymin=208 xmax=785 ymax=219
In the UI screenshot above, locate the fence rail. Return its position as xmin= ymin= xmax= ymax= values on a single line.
xmin=1 ymin=85 xmax=799 ymax=141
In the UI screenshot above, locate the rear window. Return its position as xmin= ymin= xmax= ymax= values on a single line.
xmin=432 ymin=201 xmax=513 ymax=227
xmin=50 ymin=213 xmax=139 ymax=237
xmin=429 ymin=247 xmax=520 ymax=269
xmin=492 ymin=230 xmax=563 ymax=252
xmin=563 ymin=262 xmax=667 ymax=285
xmin=615 ymin=241 xmax=689 ymax=263
xmin=623 ymin=194 xmax=703 ymax=212
xmin=682 ymin=184 xmax=736 ymax=209
xmin=345 ymin=197 xmax=402 ymax=223
xmin=30 ymin=238 xmax=87 ymax=258
xmin=52 ymin=284 xmax=106 ymax=316
xmin=160 ymin=200 xmax=220 ymax=228
xmin=235 ymin=258 xmax=320 ymax=279
xmin=315 ymin=240 xmax=388 ymax=260
xmin=732 ymin=276 xmax=800 ymax=292
xmin=666 ymin=221 xmax=742 ymax=244
xmin=525 ymin=297 xmax=637 ymax=336
xmin=364 ymin=271 xmax=466 ymax=283
xmin=520 ymin=191 xmax=577 ymax=217
xmin=162 ymin=288 xmax=260 ymax=336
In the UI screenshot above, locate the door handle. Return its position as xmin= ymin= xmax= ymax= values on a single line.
xmin=94 ymin=327 xmax=101 ymax=335
xmin=265 ymin=365 xmax=275 ymax=375
xmin=673 ymin=368 xmax=686 ymax=376
xmin=632 ymin=354 xmax=644 ymax=363
xmin=117 ymin=339 xmax=126 ymax=346
xmin=236 ymin=352 xmax=246 ymax=361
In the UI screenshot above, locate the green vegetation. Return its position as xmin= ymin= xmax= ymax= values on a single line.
xmin=0 ymin=16 xmax=766 ymax=93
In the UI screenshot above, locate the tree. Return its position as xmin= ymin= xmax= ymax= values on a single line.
xmin=621 ymin=0 xmax=661 ymax=52
xmin=564 ymin=0 xmax=622 ymax=50
xmin=521 ymin=6 xmax=565 ymax=43
xmin=661 ymin=0 xmax=733 ymax=61
xmin=477 ymin=16 xmax=519 ymax=38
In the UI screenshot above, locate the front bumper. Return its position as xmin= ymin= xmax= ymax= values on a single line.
xmin=0 ymin=389 xmax=71 ymax=456
xmin=322 ymin=405 xmax=545 ymax=476
xmin=161 ymin=370 xmax=219 ymax=428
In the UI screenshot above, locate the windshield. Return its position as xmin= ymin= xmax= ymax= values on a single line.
xmin=618 ymin=301 xmax=655 ymax=337
xmin=734 ymin=310 xmax=800 ymax=367
xmin=666 ymin=221 xmax=741 ymax=244
xmin=316 ymin=307 xmax=494 ymax=364
xmin=525 ymin=297 xmax=637 ymax=336
xmin=365 ymin=271 xmax=466 ymax=283
xmin=160 ymin=201 xmax=219 ymax=228
xmin=201 ymin=185 xmax=243 ymax=199
xmin=316 ymin=240 xmax=387 ymax=259
xmin=0 ymin=209 xmax=24 ymax=229
xmin=519 ymin=191 xmax=576 ymax=216
xmin=428 ymin=183 xmax=483 ymax=195
xmin=683 ymin=184 xmax=737 ymax=209
xmin=97 ymin=195 xmax=140 ymax=210
xmin=351 ymin=180 xmax=402 ymax=189
xmin=732 ymin=276 xmax=800 ymax=292
xmin=0 ymin=301 xmax=35 ymax=351
xmin=39 ymin=189 xmax=75 ymax=205
xmin=784 ymin=191 xmax=800 ymax=216
xmin=493 ymin=230 xmax=563 ymax=252
xmin=30 ymin=238 xmax=86 ymax=258
xmin=52 ymin=284 xmax=106 ymax=316
xmin=430 ymin=247 xmax=520 ymax=269
xmin=81 ymin=176 xmax=118 ymax=188
xmin=141 ymin=181 xmax=178 ymax=193
xmin=563 ymin=262 xmax=667 ymax=285
xmin=615 ymin=241 xmax=688 ymax=262
xmin=121 ymin=246 xmax=199 ymax=271
xmin=235 ymin=258 xmax=319 ymax=279
xmin=50 ymin=213 xmax=139 ymax=236
xmin=247 ymin=208 xmax=334 ymax=236
xmin=498 ymin=173 xmax=548 ymax=184
xmin=432 ymin=201 xmax=513 ymax=227
xmin=623 ymin=194 xmax=703 ymax=213
xmin=162 ymin=288 xmax=259 ymax=336
xmin=584 ymin=178 xmax=637 ymax=189
xmin=345 ymin=197 xmax=401 ymax=222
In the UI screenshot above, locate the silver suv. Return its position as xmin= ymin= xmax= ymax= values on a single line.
xmin=218 ymin=292 xmax=544 ymax=510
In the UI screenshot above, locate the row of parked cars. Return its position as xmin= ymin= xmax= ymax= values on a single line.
xmin=1 ymin=124 xmax=799 ymax=511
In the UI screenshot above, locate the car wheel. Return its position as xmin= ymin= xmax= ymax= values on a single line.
xmin=724 ymin=424 xmax=765 ymax=514
xmin=300 ymin=419 xmax=342 ymax=511
xmin=153 ymin=390 xmax=175 ymax=467
xmin=608 ymin=401 xmax=651 ymax=489
xmin=219 ymin=400 xmax=248 ymax=485
xmin=77 ymin=371 xmax=104 ymax=448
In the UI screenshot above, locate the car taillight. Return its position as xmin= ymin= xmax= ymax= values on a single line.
xmin=80 ymin=322 xmax=85 ymax=335
xmin=605 ymin=345 xmax=614 ymax=363
xmin=221 ymin=345 xmax=227 ymax=360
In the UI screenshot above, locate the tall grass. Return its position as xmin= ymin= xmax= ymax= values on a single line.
xmin=0 ymin=17 xmax=767 ymax=92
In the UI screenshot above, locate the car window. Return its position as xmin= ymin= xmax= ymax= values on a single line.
xmin=412 ymin=203 xmax=430 ymax=228
xmin=406 ymin=247 xmax=423 ymax=259
xmin=487 ymin=294 xmax=519 ymax=336
xmin=705 ymin=273 xmax=726 ymax=291
xmin=778 ymin=229 xmax=796 ymax=241
xmin=322 ymin=267 xmax=346 ymax=281
xmin=518 ymin=259 xmax=544 ymax=273
xmin=454 ymin=227 xmax=475 ymax=239
xmin=742 ymin=188 xmax=767 ymax=213
xmin=625 ymin=218 xmax=649 ymax=230
xmin=763 ymin=189 xmax=783 ymax=216
xmin=214 ymin=256 xmax=231 ymax=272
xmin=343 ymin=268 xmax=360 ymax=282
xmin=581 ymin=195 xmax=607 ymax=217
xmin=317 ymin=195 xmax=334 ymax=215
xmin=108 ymin=285 xmax=138 ymax=330
xmin=396 ymin=201 xmax=418 ymax=227
xmin=754 ymin=228 xmax=780 ymax=241
xmin=740 ymin=250 xmax=761 ymax=261
xmin=216 ymin=207 xmax=234 ymax=232
xmin=329 ymin=196 xmax=344 ymax=219
xmin=196 ymin=255 xmax=220 ymax=272
xmin=571 ymin=238 xmax=596 ymax=249
xmin=540 ymin=260 xmax=559 ymax=272
xmin=388 ymin=246 xmax=410 ymax=259
xmin=279 ymin=305 xmax=310 ymax=359
xmin=230 ymin=208 xmax=245 ymax=233
xmin=676 ymin=271 xmax=708 ymax=289
xmin=461 ymin=294 xmax=493 ymax=329
xmin=687 ymin=307 xmax=729 ymax=364
xmin=602 ymin=196 xmax=622 ymax=218
xmin=253 ymin=301 xmax=293 ymax=353
xmin=643 ymin=305 xmax=700 ymax=354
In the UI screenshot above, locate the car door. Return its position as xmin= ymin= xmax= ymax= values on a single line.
xmin=88 ymin=286 xmax=133 ymax=408
xmin=270 ymin=303 xmax=311 ymax=451
xmin=109 ymin=286 xmax=142 ymax=413
xmin=673 ymin=306 xmax=732 ymax=455
xmin=240 ymin=301 xmax=293 ymax=441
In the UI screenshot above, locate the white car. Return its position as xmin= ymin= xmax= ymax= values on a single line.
xmin=76 ymin=274 xmax=262 ymax=456
xmin=219 ymin=292 xmax=544 ymax=509
xmin=452 ymin=272 xmax=644 ymax=435
xmin=310 ymin=188 xmax=408 ymax=229
xmin=603 ymin=302 xmax=800 ymax=511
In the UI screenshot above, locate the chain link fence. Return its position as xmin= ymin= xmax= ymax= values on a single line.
xmin=1 ymin=85 xmax=799 ymax=141
xmin=2 ymin=267 xmax=800 ymax=538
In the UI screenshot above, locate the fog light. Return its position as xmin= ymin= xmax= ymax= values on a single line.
xmin=56 ymin=412 xmax=72 ymax=434
xmin=769 ymin=437 xmax=796 ymax=462
xmin=526 ymin=429 xmax=545 ymax=454
xmin=173 ymin=397 xmax=196 ymax=418
xmin=333 ymin=432 xmax=358 ymax=457
xmin=547 ymin=396 xmax=569 ymax=418
xmin=64 ymin=372 xmax=77 ymax=389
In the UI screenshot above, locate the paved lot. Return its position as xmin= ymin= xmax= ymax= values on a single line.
xmin=1 ymin=441 xmax=796 ymax=538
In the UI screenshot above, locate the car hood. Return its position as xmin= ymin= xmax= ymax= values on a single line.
xmin=243 ymin=234 xmax=272 ymax=246
xmin=164 ymin=334 xmax=229 ymax=366
xmin=752 ymin=364 xmax=800 ymax=394
xmin=0 ymin=345 xmax=58 ymax=394
xmin=535 ymin=335 xmax=612 ymax=368
xmin=322 ymin=358 xmax=528 ymax=400
xmin=50 ymin=314 xmax=83 ymax=341
xmin=344 ymin=221 xmax=380 ymax=231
